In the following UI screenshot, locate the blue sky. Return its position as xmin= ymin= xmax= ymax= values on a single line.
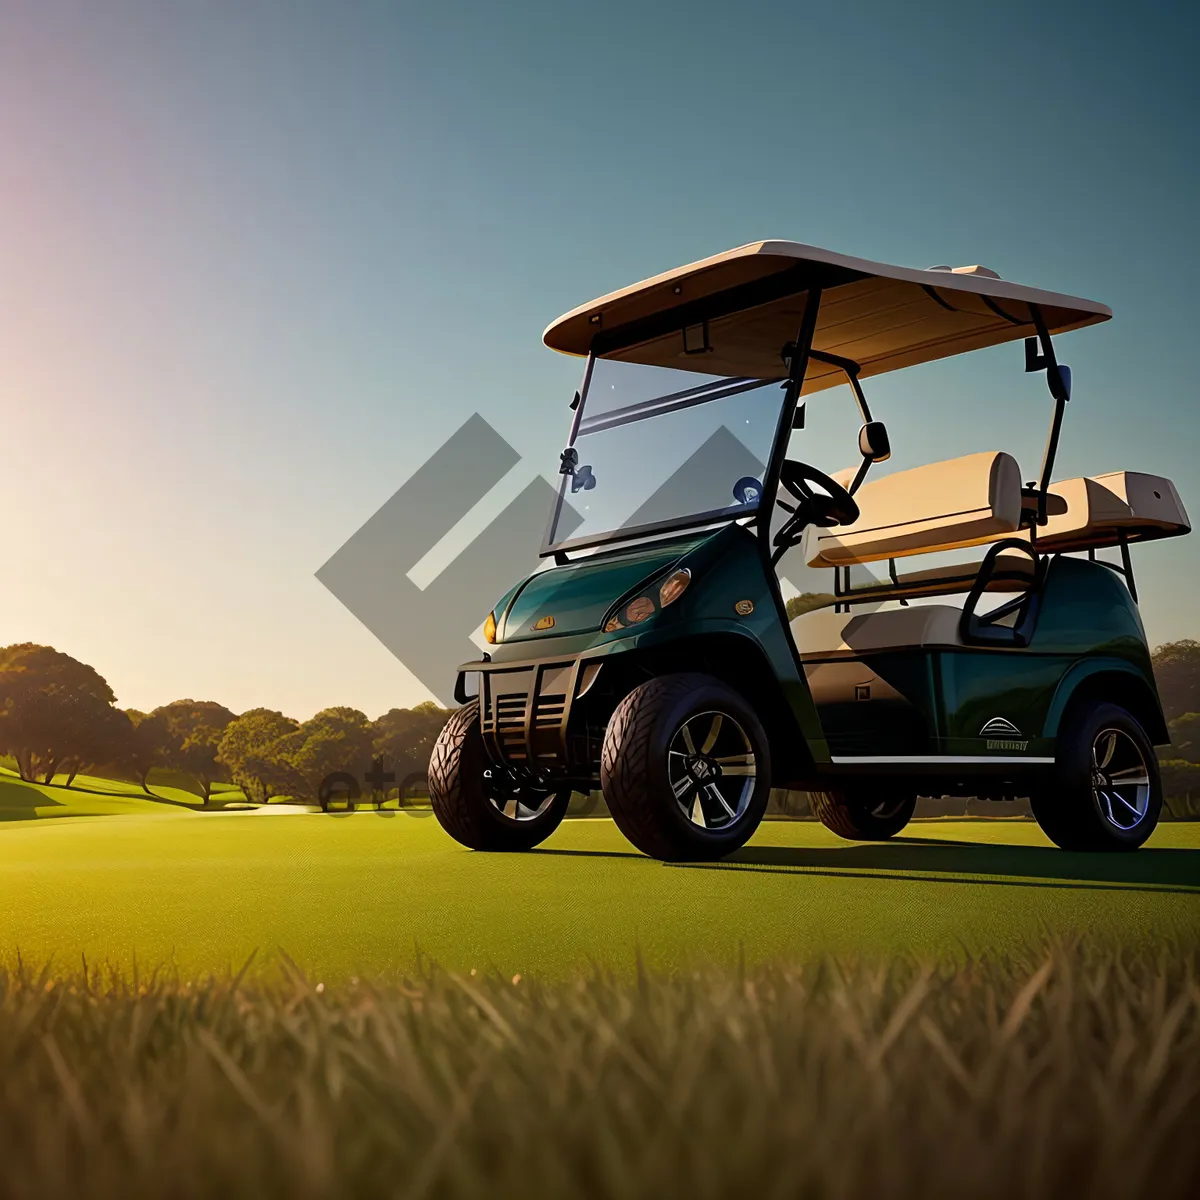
xmin=0 ymin=0 xmax=1196 ymax=716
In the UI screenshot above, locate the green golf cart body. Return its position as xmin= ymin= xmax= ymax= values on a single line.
xmin=428 ymin=241 xmax=1190 ymax=859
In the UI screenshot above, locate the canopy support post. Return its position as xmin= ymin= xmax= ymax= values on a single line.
xmin=760 ymin=288 xmax=822 ymax=562
xmin=1119 ymin=530 xmax=1138 ymax=603
xmin=807 ymin=349 xmax=872 ymax=422
xmin=1027 ymin=306 xmax=1071 ymax=526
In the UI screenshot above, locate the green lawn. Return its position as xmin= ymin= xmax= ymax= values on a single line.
xmin=1 ymin=773 xmax=1197 ymax=980
xmin=0 ymin=765 xmax=250 ymax=818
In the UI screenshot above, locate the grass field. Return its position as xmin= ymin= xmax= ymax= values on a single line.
xmin=1 ymin=772 xmax=1197 ymax=981
xmin=1 ymin=943 xmax=1197 ymax=1199
xmin=0 ymin=766 xmax=250 ymax=818
xmin=2 ymin=772 xmax=1198 ymax=1197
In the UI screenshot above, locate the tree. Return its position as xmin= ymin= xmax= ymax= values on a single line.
xmin=0 ymin=643 xmax=118 ymax=783
xmin=371 ymin=702 xmax=453 ymax=794
xmin=1152 ymin=640 xmax=1200 ymax=723
xmin=117 ymin=709 xmax=175 ymax=794
xmin=1166 ymin=713 xmax=1200 ymax=764
xmin=57 ymin=701 xmax=136 ymax=788
xmin=216 ymin=709 xmax=300 ymax=803
xmin=150 ymin=699 xmax=236 ymax=803
xmin=1159 ymin=758 xmax=1200 ymax=818
xmin=285 ymin=707 xmax=375 ymax=801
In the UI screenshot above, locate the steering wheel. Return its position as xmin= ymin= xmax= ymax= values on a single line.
xmin=772 ymin=460 xmax=860 ymax=560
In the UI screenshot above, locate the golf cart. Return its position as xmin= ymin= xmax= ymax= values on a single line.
xmin=428 ymin=241 xmax=1190 ymax=859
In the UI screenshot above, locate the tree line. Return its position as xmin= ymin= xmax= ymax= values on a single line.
xmin=0 ymin=643 xmax=451 ymax=805
xmin=3 ymin=638 xmax=1200 ymax=810
xmin=1153 ymin=639 xmax=1200 ymax=816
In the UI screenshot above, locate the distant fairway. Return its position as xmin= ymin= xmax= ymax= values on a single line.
xmin=1 ymin=772 xmax=1197 ymax=980
xmin=0 ymin=765 xmax=248 ymax=818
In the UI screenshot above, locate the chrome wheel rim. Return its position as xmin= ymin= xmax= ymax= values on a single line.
xmin=667 ymin=710 xmax=756 ymax=831
xmin=484 ymin=771 xmax=559 ymax=823
xmin=1090 ymin=728 xmax=1151 ymax=832
xmin=868 ymin=795 xmax=909 ymax=820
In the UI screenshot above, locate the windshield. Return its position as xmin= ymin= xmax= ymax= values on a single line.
xmin=545 ymin=357 xmax=787 ymax=552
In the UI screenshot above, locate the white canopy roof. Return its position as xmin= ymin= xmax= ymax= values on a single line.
xmin=543 ymin=241 xmax=1110 ymax=392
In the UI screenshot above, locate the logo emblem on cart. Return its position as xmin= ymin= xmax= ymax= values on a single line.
xmin=734 ymin=599 xmax=754 ymax=616
xmin=980 ymin=717 xmax=1021 ymax=736
xmin=532 ymin=615 xmax=556 ymax=631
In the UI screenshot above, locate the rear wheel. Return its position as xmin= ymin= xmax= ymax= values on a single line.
xmin=601 ymin=673 xmax=771 ymax=861
xmin=1032 ymin=701 xmax=1161 ymax=851
xmin=809 ymin=783 xmax=917 ymax=841
xmin=428 ymin=702 xmax=571 ymax=850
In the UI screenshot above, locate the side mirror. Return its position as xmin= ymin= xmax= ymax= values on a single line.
xmin=858 ymin=421 xmax=891 ymax=463
xmin=1024 ymin=336 xmax=1071 ymax=402
xmin=1049 ymin=364 xmax=1071 ymax=403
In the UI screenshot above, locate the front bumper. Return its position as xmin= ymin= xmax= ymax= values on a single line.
xmin=456 ymin=651 xmax=605 ymax=773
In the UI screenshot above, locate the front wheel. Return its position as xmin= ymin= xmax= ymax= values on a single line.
xmin=428 ymin=702 xmax=571 ymax=850
xmin=809 ymin=783 xmax=917 ymax=840
xmin=601 ymin=673 xmax=772 ymax=861
xmin=1031 ymin=701 xmax=1161 ymax=851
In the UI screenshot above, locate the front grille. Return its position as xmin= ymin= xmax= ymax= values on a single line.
xmin=494 ymin=693 xmax=528 ymax=760
xmin=534 ymin=693 xmax=567 ymax=729
xmin=479 ymin=662 xmax=578 ymax=768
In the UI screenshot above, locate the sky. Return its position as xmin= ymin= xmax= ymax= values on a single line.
xmin=0 ymin=0 xmax=1197 ymax=718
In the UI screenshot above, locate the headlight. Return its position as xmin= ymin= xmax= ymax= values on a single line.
xmin=624 ymin=596 xmax=655 ymax=624
xmin=603 ymin=567 xmax=692 ymax=633
xmin=658 ymin=569 xmax=691 ymax=607
xmin=483 ymin=611 xmax=497 ymax=644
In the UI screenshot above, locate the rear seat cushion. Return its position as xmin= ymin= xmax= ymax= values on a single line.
xmin=790 ymin=603 xmax=967 ymax=661
xmin=809 ymin=451 xmax=1023 ymax=567
xmin=1038 ymin=472 xmax=1190 ymax=552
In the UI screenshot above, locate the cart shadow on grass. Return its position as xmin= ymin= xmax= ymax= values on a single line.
xmin=535 ymin=837 xmax=1200 ymax=895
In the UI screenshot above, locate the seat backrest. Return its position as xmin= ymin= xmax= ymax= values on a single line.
xmin=807 ymin=450 xmax=1023 ymax=568
xmin=1037 ymin=471 xmax=1191 ymax=552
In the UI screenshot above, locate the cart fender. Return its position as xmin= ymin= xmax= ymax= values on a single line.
xmin=1043 ymin=657 xmax=1168 ymax=745
xmin=614 ymin=623 xmax=829 ymax=771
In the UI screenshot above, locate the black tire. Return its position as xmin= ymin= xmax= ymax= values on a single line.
xmin=809 ymin=783 xmax=917 ymax=840
xmin=428 ymin=702 xmax=571 ymax=851
xmin=1031 ymin=701 xmax=1161 ymax=851
xmin=601 ymin=673 xmax=771 ymax=861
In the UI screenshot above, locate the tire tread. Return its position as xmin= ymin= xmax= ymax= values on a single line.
xmin=429 ymin=702 xmax=567 ymax=851
xmin=809 ymin=786 xmax=917 ymax=841
xmin=1032 ymin=700 xmax=1161 ymax=852
xmin=602 ymin=673 xmax=769 ymax=861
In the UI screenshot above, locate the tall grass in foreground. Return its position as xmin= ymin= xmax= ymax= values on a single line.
xmin=0 ymin=944 xmax=1197 ymax=1199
